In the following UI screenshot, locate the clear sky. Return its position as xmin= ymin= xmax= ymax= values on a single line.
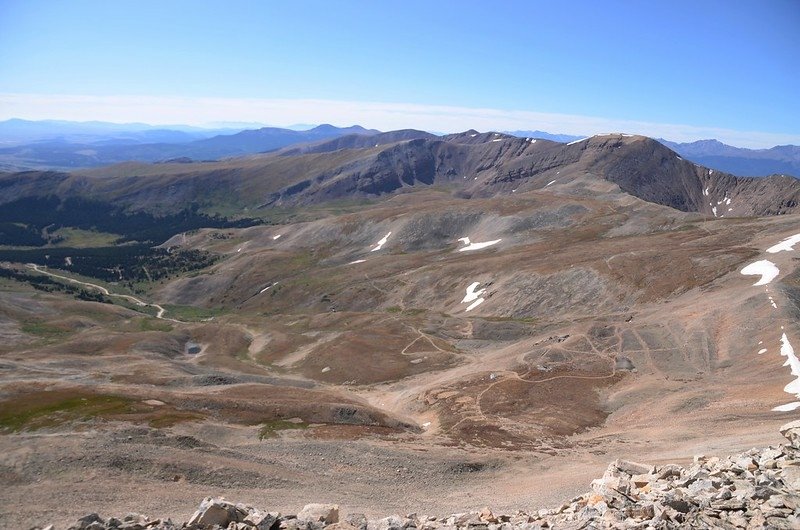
xmin=0 ymin=0 xmax=798 ymax=147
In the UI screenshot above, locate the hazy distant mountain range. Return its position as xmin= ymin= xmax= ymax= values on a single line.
xmin=0 ymin=119 xmax=797 ymax=178
xmin=658 ymin=138 xmax=800 ymax=179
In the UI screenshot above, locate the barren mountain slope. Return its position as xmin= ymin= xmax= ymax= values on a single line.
xmin=1 ymin=132 xmax=797 ymax=217
xmin=1 ymin=133 xmax=799 ymax=528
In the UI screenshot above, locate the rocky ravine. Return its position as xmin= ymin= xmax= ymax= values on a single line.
xmin=48 ymin=421 xmax=800 ymax=530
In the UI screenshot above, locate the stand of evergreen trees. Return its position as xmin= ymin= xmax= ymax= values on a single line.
xmin=0 ymin=196 xmax=259 ymax=246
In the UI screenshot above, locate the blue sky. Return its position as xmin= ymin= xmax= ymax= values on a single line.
xmin=0 ymin=0 xmax=798 ymax=147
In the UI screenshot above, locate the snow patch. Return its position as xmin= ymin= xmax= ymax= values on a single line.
xmin=491 ymin=138 xmax=502 ymax=142
xmin=349 ymin=259 xmax=367 ymax=264
xmin=769 ymin=296 xmax=778 ymax=309
xmin=740 ymin=260 xmax=780 ymax=286
xmin=566 ymin=137 xmax=588 ymax=146
xmin=545 ymin=179 xmax=557 ymax=187
xmin=712 ymin=206 xmax=717 ymax=217
xmin=767 ymin=234 xmax=800 ymax=254
xmin=469 ymin=133 xmax=477 ymax=138
xmin=371 ymin=232 xmax=391 ymax=252
xmin=273 ymin=234 xmax=282 ymax=240
xmin=458 ymin=237 xmax=502 ymax=251
xmin=703 ymin=187 xmax=709 ymax=196
xmin=774 ymin=333 xmax=800 ymax=411
xmin=758 ymin=348 xmax=768 ymax=355
xmin=462 ymin=281 xmax=485 ymax=303
xmin=260 ymin=282 xmax=278 ymax=294
xmin=461 ymin=281 xmax=487 ymax=312
xmin=773 ymin=402 xmax=800 ymax=412
xmin=465 ymin=298 xmax=485 ymax=311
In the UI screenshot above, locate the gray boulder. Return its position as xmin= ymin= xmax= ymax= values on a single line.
xmin=296 ymin=504 xmax=340 ymax=525
xmin=780 ymin=420 xmax=800 ymax=448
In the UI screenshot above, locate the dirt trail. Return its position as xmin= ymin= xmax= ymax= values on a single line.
xmin=28 ymin=264 xmax=177 ymax=322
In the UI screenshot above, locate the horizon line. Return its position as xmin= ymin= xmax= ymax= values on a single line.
xmin=1 ymin=93 xmax=799 ymax=149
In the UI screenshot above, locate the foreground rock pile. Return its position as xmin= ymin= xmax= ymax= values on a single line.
xmin=52 ymin=421 xmax=800 ymax=530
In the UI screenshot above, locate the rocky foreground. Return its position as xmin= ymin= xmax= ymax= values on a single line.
xmin=43 ymin=421 xmax=800 ymax=530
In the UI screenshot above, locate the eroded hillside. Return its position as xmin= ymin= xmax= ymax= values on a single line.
xmin=1 ymin=131 xmax=799 ymax=527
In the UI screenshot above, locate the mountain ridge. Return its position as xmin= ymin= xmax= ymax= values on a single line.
xmin=1 ymin=132 xmax=797 ymax=222
xmin=2 ymin=119 xmax=798 ymax=179
xmin=660 ymin=138 xmax=800 ymax=178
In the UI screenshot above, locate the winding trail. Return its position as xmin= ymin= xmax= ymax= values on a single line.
xmin=27 ymin=264 xmax=178 ymax=322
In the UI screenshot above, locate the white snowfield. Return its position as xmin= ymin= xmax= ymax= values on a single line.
xmin=457 ymin=236 xmax=502 ymax=252
xmin=461 ymin=281 xmax=487 ymax=312
xmin=273 ymin=234 xmax=282 ymax=240
xmin=348 ymin=259 xmax=367 ymax=265
xmin=741 ymin=231 xmax=800 ymax=413
xmin=773 ymin=334 xmax=800 ymax=412
xmin=462 ymin=282 xmax=484 ymax=304
xmin=740 ymin=260 xmax=780 ymax=286
xmin=466 ymin=298 xmax=485 ymax=311
xmin=371 ymin=232 xmax=391 ymax=252
xmin=767 ymin=233 xmax=800 ymax=254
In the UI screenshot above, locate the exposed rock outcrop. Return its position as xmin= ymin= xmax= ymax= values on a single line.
xmin=52 ymin=421 xmax=800 ymax=530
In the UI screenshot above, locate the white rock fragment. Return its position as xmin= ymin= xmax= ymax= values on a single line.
xmin=297 ymin=504 xmax=339 ymax=525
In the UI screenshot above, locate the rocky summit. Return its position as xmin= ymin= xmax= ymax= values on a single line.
xmin=48 ymin=421 xmax=800 ymax=530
